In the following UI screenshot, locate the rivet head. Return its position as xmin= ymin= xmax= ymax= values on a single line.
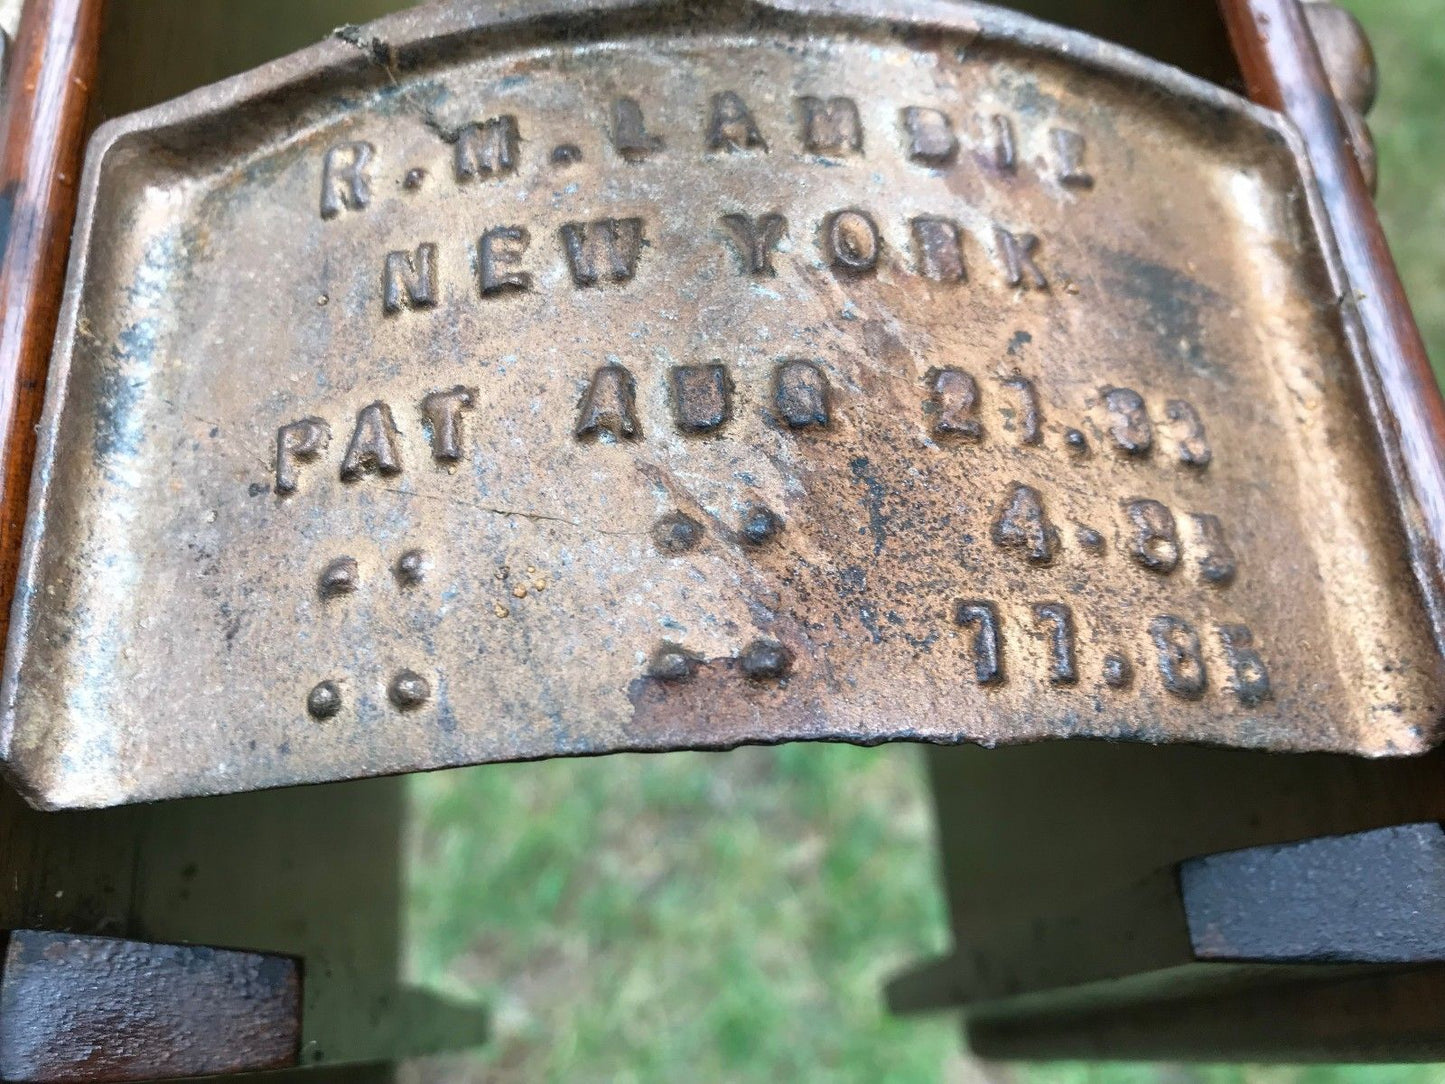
xmin=318 ymin=556 xmax=359 ymax=598
xmin=740 ymin=505 xmax=783 ymax=545
xmin=388 ymin=670 xmax=431 ymax=710
xmin=306 ymin=680 xmax=342 ymax=719
xmin=652 ymin=512 xmax=703 ymax=555
xmin=395 ymin=548 xmax=426 ymax=586
xmin=647 ymin=642 xmax=697 ymax=681
xmin=740 ymin=639 xmax=792 ymax=680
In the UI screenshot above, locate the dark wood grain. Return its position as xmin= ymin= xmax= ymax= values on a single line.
xmin=1219 ymin=0 xmax=1445 ymax=648
xmin=0 ymin=0 xmax=104 ymax=659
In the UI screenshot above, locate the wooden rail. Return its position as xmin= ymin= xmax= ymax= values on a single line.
xmin=0 ymin=0 xmax=104 ymax=657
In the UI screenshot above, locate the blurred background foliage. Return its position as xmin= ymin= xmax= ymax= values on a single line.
xmin=1350 ymin=0 xmax=1445 ymax=383
xmin=401 ymin=1 xmax=1444 ymax=1079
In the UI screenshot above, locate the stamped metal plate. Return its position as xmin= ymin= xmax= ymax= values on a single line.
xmin=4 ymin=0 xmax=1442 ymax=808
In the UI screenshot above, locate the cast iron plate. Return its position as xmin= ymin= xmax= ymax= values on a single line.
xmin=3 ymin=0 xmax=1441 ymax=807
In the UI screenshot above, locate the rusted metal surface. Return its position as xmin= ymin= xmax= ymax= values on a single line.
xmin=0 ymin=930 xmax=300 ymax=1081
xmin=1 ymin=0 xmax=1442 ymax=809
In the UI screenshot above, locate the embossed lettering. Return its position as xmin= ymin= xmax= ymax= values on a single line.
xmin=307 ymin=681 xmax=342 ymax=718
xmin=1190 ymin=513 xmax=1237 ymax=586
xmin=741 ymin=639 xmax=791 ymax=680
xmin=774 ymin=360 xmax=830 ymax=429
xmin=340 ymin=402 xmax=402 ymax=481
xmin=671 ymin=363 xmax=732 ymax=433
xmin=1164 ymin=399 xmax=1212 ymax=468
xmin=613 ymin=97 xmax=663 ymax=160
xmin=989 ymin=115 xmax=1016 ymax=172
xmin=654 ymin=512 xmax=703 ymax=554
xmin=740 ymin=504 xmax=783 ymax=545
xmin=1002 ymin=376 xmax=1042 ymax=445
xmin=648 ymin=642 xmax=698 ymax=681
xmin=318 ymin=556 xmax=359 ymax=599
xmin=707 ymin=91 xmax=767 ymax=152
xmin=320 ymin=142 xmax=373 ymax=219
xmin=912 ymin=217 xmax=965 ymax=282
xmin=721 ymin=213 xmax=787 ymax=276
xmin=479 ymin=226 xmax=532 ymax=295
xmin=954 ymin=600 xmax=1003 ymax=685
xmin=927 ymin=368 xmax=981 ymax=439
xmin=561 ymin=218 xmax=645 ymax=286
xmin=995 ymin=227 xmax=1046 ymax=288
xmin=1051 ymin=128 xmax=1093 ymax=188
xmin=1103 ymin=387 xmax=1153 ymax=455
xmin=454 ymin=116 xmax=519 ymax=181
xmin=1150 ymin=615 xmax=1207 ymax=699
xmin=902 ymin=107 xmax=956 ymax=164
xmin=421 ymin=386 xmax=476 ymax=461
xmin=575 ymin=365 xmax=640 ymax=441
xmin=1103 ymin=652 xmax=1133 ymax=689
xmin=1032 ymin=602 xmax=1078 ymax=685
xmin=1218 ymin=624 xmax=1272 ymax=705
xmin=382 ymin=243 xmax=438 ymax=315
xmin=275 ymin=418 xmax=329 ymax=494
xmin=1124 ymin=499 xmax=1179 ymax=573
xmin=825 ymin=209 xmax=879 ymax=273
xmin=395 ymin=549 xmax=425 ymax=586
xmin=993 ymin=483 xmax=1056 ymax=564
xmin=389 ymin=670 xmax=430 ymax=710
xmin=798 ymin=96 xmax=861 ymax=154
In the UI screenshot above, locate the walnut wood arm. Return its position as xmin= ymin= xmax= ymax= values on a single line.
xmin=0 ymin=0 xmax=105 ymax=656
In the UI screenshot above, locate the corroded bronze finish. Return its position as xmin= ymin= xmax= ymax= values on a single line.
xmin=2 ymin=0 xmax=1441 ymax=808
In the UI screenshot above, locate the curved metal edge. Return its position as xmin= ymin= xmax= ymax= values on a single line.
xmin=0 ymin=0 xmax=1415 ymax=808
xmin=86 ymin=0 xmax=1303 ymax=151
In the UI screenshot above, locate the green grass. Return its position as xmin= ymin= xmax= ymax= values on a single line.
xmin=1346 ymin=0 xmax=1445 ymax=383
xmin=405 ymin=746 xmax=958 ymax=1081
xmin=402 ymin=4 xmax=1445 ymax=1078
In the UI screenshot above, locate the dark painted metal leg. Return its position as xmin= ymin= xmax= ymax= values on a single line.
xmin=892 ymin=742 xmax=1445 ymax=1061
